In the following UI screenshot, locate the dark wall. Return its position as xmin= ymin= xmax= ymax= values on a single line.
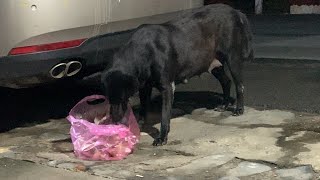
xmin=204 ymin=0 xmax=292 ymax=14
xmin=204 ymin=0 xmax=255 ymax=14
xmin=204 ymin=0 xmax=233 ymax=6
xmin=263 ymin=0 xmax=290 ymax=14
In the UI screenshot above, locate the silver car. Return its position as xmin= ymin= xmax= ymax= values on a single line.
xmin=0 ymin=0 xmax=203 ymax=88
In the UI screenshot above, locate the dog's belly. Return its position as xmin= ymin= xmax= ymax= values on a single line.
xmin=174 ymin=58 xmax=222 ymax=84
xmin=171 ymin=33 xmax=220 ymax=83
xmin=175 ymin=70 xmax=205 ymax=83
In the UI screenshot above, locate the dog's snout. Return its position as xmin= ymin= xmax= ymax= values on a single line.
xmin=110 ymin=104 xmax=126 ymax=123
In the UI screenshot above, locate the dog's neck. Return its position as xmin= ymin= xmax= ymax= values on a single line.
xmin=112 ymin=45 xmax=153 ymax=88
xmin=113 ymin=61 xmax=151 ymax=87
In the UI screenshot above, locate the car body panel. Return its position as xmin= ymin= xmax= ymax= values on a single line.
xmin=0 ymin=0 xmax=203 ymax=88
xmin=0 ymin=0 xmax=203 ymax=57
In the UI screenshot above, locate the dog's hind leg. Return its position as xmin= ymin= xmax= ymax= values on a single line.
xmin=171 ymin=82 xmax=175 ymax=101
xmin=153 ymin=84 xmax=173 ymax=146
xmin=212 ymin=66 xmax=232 ymax=111
xmin=226 ymin=53 xmax=245 ymax=116
xmin=139 ymin=85 xmax=152 ymax=127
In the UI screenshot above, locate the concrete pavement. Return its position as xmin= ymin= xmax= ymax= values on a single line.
xmin=0 ymin=106 xmax=319 ymax=179
xmin=254 ymin=35 xmax=320 ymax=60
xmin=249 ymin=15 xmax=320 ymax=36
xmin=176 ymin=61 xmax=320 ymax=114
xmin=0 ymin=158 xmax=106 ymax=180
xmin=249 ymin=15 xmax=320 ymax=61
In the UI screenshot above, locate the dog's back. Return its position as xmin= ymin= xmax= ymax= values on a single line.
xmin=123 ymin=4 xmax=252 ymax=83
xmin=169 ymin=5 xmax=252 ymax=56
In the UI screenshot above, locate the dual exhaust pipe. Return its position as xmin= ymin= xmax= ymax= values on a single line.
xmin=49 ymin=61 xmax=82 ymax=79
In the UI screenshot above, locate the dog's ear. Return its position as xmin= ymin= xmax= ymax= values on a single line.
xmin=101 ymin=70 xmax=112 ymax=96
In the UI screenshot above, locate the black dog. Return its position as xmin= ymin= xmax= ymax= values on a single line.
xmin=101 ymin=4 xmax=253 ymax=146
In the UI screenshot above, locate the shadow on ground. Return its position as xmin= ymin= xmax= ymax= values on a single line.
xmin=0 ymin=81 xmax=103 ymax=132
xmin=0 ymin=80 xmax=232 ymax=140
xmin=131 ymin=91 xmax=231 ymax=139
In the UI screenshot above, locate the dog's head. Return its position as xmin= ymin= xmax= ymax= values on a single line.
xmin=101 ymin=70 xmax=139 ymax=123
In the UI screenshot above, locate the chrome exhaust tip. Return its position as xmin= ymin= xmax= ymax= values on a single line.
xmin=49 ymin=63 xmax=67 ymax=79
xmin=65 ymin=61 xmax=82 ymax=77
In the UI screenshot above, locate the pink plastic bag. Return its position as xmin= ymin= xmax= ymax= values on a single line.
xmin=67 ymin=95 xmax=140 ymax=161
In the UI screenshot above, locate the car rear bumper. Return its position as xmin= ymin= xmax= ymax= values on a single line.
xmin=0 ymin=30 xmax=134 ymax=89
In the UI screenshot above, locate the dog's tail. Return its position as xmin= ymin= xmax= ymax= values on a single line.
xmin=239 ymin=12 xmax=254 ymax=62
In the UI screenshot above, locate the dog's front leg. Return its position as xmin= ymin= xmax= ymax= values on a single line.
xmin=139 ymin=85 xmax=152 ymax=126
xmin=153 ymin=84 xmax=173 ymax=146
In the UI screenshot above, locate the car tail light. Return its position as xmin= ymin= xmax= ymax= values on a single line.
xmin=8 ymin=39 xmax=87 ymax=56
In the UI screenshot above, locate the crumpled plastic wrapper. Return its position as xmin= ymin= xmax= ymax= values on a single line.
xmin=67 ymin=95 xmax=140 ymax=161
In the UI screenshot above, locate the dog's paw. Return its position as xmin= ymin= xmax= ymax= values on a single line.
xmin=214 ymin=105 xmax=228 ymax=112
xmin=232 ymin=108 xmax=244 ymax=116
xmin=152 ymin=137 xmax=168 ymax=146
xmin=215 ymin=99 xmax=235 ymax=112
